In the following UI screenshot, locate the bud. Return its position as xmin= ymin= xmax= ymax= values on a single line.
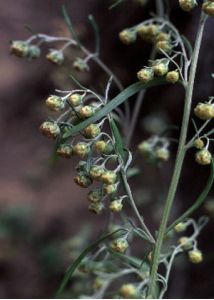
xmin=152 ymin=59 xmax=169 ymax=76
xmin=10 ymin=41 xmax=28 ymax=58
xmin=138 ymin=141 xmax=152 ymax=157
xmin=174 ymin=222 xmax=187 ymax=233
xmin=93 ymin=277 xmax=105 ymax=290
xmin=147 ymin=251 xmax=153 ymax=262
xmin=73 ymin=57 xmax=89 ymax=71
xmin=46 ymin=50 xmax=64 ymax=65
xmin=155 ymin=41 xmax=172 ymax=53
xmin=137 ymin=67 xmax=154 ymax=83
xmin=195 ymin=149 xmax=212 ymax=165
xmin=87 ymin=190 xmax=102 ymax=203
xmin=45 ymin=95 xmax=65 ymax=112
xmin=74 ymin=173 xmax=93 ymax=188
xmin=137 ymin=24 xmax=159 ymax=42
xmin=188 ymin=250 xmax=203 ymax=264
xmin=202 ymin=1 xmax=214 ymax=16
xmin=83 ymin=124 xmax=101 ymax=139
xmin=109 ymin=199 xmax=123 ymax=213
xmin=194 ymin=138 xmax=204 ymax=149
xmin=155 ymin=147 xmax=170 ymax=162
xmin=194 ymin=103 xmax=214 ymax=120
xmin=103 ymin=184 xmax=117 ymax=195
xmin=179 ymin=0 xmax=197 ymax=11
xmin=27 ymin=45 xmax=41 ymax=59
xmin=79 ymin=105 xmax=94 ymax=119
xmin=155 ymin=32 xmax=170 ymax=43
xmin=178 ymin=236 xmax=192 ymax=250
xmin=119 ymin=29 xmax=136 ymax=45
xmin=101 ymin=170 xmax=117 ymax=185
xmin=166 ymin=70 xmax=179 ymax=84
xmin=88 ymin=202 xmax=104 ymax=214
xmin=111 ymin=238 xmax=129 ymax=253
xmin=73 ymin=142 xmax=90 ymax=158
xmin=40 ymin=121 xmax=60 ymax=139
xmin=67 ymin=94 xmax=83 ymax=107
xmin=93 ymin=140 xmax=108 ymax=153
xmin=57 ymin=144 xmax=73 ymax=158
xmin=89 ymin=165 xmax=105 ymax=180
xmin=119 ymin=284 xmax=137 ymax=299
xmin=76 ymin=161 xmax=87 ymax=173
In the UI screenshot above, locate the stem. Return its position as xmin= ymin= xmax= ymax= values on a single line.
xmin=147 ymin=13 xmax=207 ymax=298
xmin=121 ymin=169 xmax=155 ymax=244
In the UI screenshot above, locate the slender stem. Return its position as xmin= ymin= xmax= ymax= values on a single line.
xmin=147 ymin=13 xmax=207 ymax=298
xmin=121 ymin=169 xmax=155 ymax=244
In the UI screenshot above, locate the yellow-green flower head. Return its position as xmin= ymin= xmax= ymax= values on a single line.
xmin=137 ymin=67 xmax=154 ymax=83
xmin=89 ymin=165 xmax=105 ymax=180
xmin=155 ymin=40 xmax=172 ymax=53
xmin=92 ymin=277 xmax=105 ymax=291
xmin=46 ymin=50 xmax=64 ymax=65
xmin=27 ymin=45 xmax=41 ymax=59
xmin=178 ymin=236 xmax=192 ymax=250
xmin=111 ymin=238 xmax=129 ymax=253
xmin=195 ymin=149 xmax=212 ymax=165
xmin=74 ymin=173 xmax=92 ymax=188
xmin=155 ymin=147 xmax=170 ymax=162
xmin=67 ymin=93 xmax=82 ymax=107
xmin=202 ymin=1 xmax=214 ymax=16
xmin=194 ymin=102 xmax=214 ymax=120
xmin=174 ymin=222 xmax=187 ymax=233
xmin=83 ymin=124 xmax=101 ymax=139
xmin=109 ymin=199 xmax=123 ymax=213
xmin=152 ymin=59 xmax=169 ymax=76
xmin=194 ymin=138 xmax=204 ymax=149
xmin=79 ymin=105 xmax=95 ymax=119
xmin=101 ymin=170 xmax=117 ymax=185
xmin=93 ymin=140 xmax=107 ymax=153
xmin=45 ymin=95 xmax=65 ymax=112
xmin=179 ymin=0 xmax=197 ymax=11
xmin=10 ymin=40 xmax=29 ymax=58
xmin=88 ymin=202 xmax=104 ymax=214
xmin=119 ymin=29 xmax=136 ymax=45
xmin=40 ymin=121 xmax=60 ymax=139
xmin=57 ymin=144 xmax=73 ymax=158
xmin=119 ymin=284 xmax=137 ymax=299
xmin=166 ymin=70 xmax=180 ymax=84
xmin=138 ymin=141 xmax=153 ymax=156
xmin=87 ymin=190 xmax=102 ymax=203
xmin=155 ymin=32 xmax=170 ymax=43
xmin=137 ymin=24 xmax=159 ymax=42
xmin=103 ymin=183 xmax=117 ymax=195
xmin=73 ymin=57 xmax=89 ymax=71
xmin=73 ymin=142 xmax=90 ymax=158
xmin=188 ymin=250 xmax=203 ymax=263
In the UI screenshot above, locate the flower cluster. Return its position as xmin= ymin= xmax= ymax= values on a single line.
xmin=40 ymin=89 xmax=128 ymax=215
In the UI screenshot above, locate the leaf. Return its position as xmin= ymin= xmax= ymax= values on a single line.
xmin=109 ymin=118 xmax=126 ymax=161
xmin=108 ymin=248 xmax=142 ymax=268
xmin=166 ymin=158 xmax=214 ymax=234
xmin=55 ymin=229 xmax=126 ymax=298
xmin=181 ymin=35 xmax=193 ymax=58
xmin=88 ymin=14 xmax=100 ymax=53
xmin=63 ymin=78 xmax=167 ymax=140
xmin=109 ymin=0 xmax=127 ymax=9
xmin=61 ymin=5 xmax=81 ymax=48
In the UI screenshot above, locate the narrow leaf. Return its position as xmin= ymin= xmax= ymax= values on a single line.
xmin=166 ymin=158 xmax=214 ymax=234
xmin=56 ymin=229 xmax=126 ymax=298
xmin=63 ymin=78 xmax=167 ymax=139
xmin=109 ymin=118 xmax=126 ymax=161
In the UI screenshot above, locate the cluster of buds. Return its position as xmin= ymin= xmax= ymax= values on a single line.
xmin=10 ymin=40 xmax=41 ymax=59
xmin=178 ymin=237 xmax=203 ymax=263
xmin=40 ymin=90 xmax=128 ymax=215
xmin=137 ymin=58 xmax=179 ymax=85
xmin=138 ymin=136 xmax=170 ymax=163
xmin=179 ymin=0 xmax=197 ymax=12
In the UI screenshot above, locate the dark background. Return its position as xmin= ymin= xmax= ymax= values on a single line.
xmin=0 ymin=0 xmax=214 ymax=298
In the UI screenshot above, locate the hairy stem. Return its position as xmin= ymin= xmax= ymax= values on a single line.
xmin=147 ymin=12 xmax=207 ymax=298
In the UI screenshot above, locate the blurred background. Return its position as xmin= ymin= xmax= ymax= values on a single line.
xmin=0 ymin=0 xmax=214 ymax=298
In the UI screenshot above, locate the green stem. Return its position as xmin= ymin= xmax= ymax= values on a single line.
xmin=147 ymin=12 xmax=207 ymax=298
